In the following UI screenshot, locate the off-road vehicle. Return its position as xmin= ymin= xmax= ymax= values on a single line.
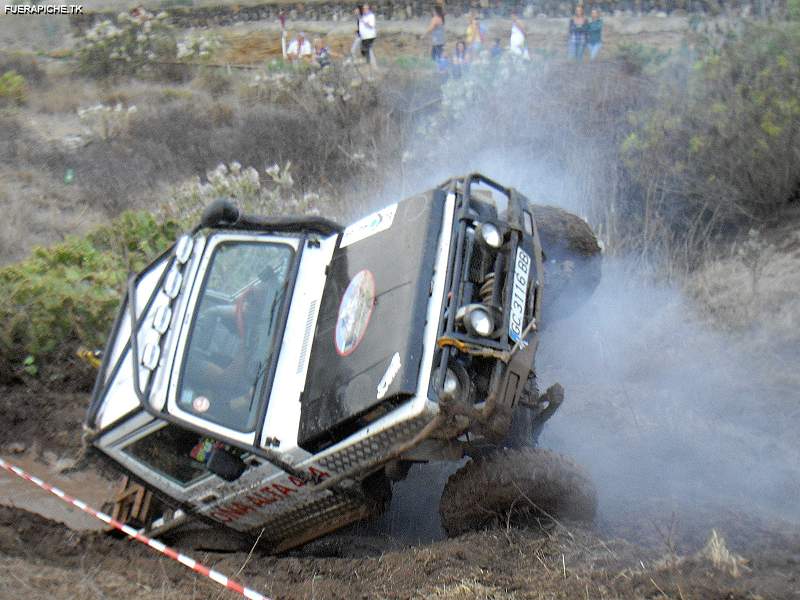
xmin=85 ymin=173 xmax=601 ymax=551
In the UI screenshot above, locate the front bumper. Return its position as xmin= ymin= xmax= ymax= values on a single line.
xmin=432 ymin=174 xmax=544 ymax=441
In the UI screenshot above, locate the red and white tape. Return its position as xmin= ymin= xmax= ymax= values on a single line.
xmin=0 ymin=457 xmax=271 ymax=600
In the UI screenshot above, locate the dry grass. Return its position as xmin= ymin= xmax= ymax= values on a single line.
xmin=0 ymin=169 xmax=103 ymax=266
xmin=686 ymin=221 xmax=800 ymax=350
xmin=696 ymin=530 xmax=749 ymax=577
xmin=425 ymin=579 xmax=519 ymax=599
xmin=26 ymin=75 xmax=100 ymax=115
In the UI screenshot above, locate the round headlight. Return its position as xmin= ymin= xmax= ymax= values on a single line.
xmin=468 ymin=306 xmax=494 ymax=337
xmin=442 ymin=368 xmax=460 ymax=401
xmin=477 ymin=222 xmax=502 ymax=249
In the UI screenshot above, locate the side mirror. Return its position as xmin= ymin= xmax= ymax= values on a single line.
xmin=206 ymin=447 xmax=246 ymax=482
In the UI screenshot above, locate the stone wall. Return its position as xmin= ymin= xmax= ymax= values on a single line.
xmin=69 ymin=0 xmax=785 ymax=32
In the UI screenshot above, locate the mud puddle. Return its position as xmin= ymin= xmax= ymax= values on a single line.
xmin=0 ymin=453 xmax=115 ymax=531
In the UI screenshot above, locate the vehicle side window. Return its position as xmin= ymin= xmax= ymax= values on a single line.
xmin=122 ymin=424 xmax=208 ymax=486
xmin=178 ymin=241 xmax=294 ymax=432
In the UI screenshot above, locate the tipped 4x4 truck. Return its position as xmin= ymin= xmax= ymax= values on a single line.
xmin=85 ymin=174 xmax=601 ymax=551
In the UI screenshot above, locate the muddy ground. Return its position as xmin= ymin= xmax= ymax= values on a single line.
xmin=1 ymin=383 xmax=800 ymax=599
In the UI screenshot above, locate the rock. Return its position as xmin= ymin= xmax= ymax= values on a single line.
xmin=6 ymin=442 xmax=26 ymax=454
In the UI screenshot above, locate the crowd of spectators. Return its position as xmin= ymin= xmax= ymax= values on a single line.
xmin=421 ymin=2 xmax=604 ymax=77
xmin=279 ymin=2 xmax=610 ymax=73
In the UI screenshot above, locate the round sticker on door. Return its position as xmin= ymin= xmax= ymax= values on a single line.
xmin=192 ymin=395 xmax=210 ymax=413
xmin=335 ymin=270 xmax=376 ymax=356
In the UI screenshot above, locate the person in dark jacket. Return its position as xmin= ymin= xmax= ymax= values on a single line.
xmin=587 ymin=8 xmax=603 ymax=59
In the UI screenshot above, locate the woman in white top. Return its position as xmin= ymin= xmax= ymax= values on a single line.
xmin=509 ymin=11 xmax=529 ymax=59
xmin=358 ymin=3 xmax=377 ymax=65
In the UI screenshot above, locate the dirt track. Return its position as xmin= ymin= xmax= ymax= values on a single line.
xmin=2 ymin=383 xmax=800 ymax=599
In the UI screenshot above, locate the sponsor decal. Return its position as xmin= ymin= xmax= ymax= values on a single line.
xmin=376 ymin=352 xmax=402 ymax=399
xmin=334 ymin=270 xmax=375 ymax=357
xmin=339 ymin=204 xmax=397 ymax=248
xmin=208 ymin=466 xmax=331 ymax=523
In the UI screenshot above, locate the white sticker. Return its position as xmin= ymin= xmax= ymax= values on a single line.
xmin=192 ymin=396 xmax=210 ymax=413
xmin=340 ymin=204 xmax=397 ymax=248
xmin=376 ymin=352 xmax=402 ymax=400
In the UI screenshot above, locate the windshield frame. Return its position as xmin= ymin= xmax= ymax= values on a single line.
xmin=166 ymin=232 xmax=303 ymax=445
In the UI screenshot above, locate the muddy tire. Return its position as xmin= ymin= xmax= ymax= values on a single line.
xmin=162 ymin=522 xmax=256 ymax=553
xmin=439 ymin=448 xmax=597 ymax=537
xmin=530 ymin=204 xmax=602 ymax=321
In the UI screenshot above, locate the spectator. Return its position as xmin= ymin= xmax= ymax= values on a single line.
xmin=452 ymin=39 xmax=468 ymax=77
xmin=287 ymin=31 xmax=312 ymax=62
xmin=279 ymin=10 xmax=287 ymax=58
xmin=359 ymin=3 xmax=378 ymax=66
xmin=465 ymin=13 xmax=486 ymax=59
xmin=313 ymin=38 xmax=332 ymax=68
xmin=490 ymin=37 xmax=503 ymax=60
xmin=587 ymin=8 xmax=603 ymax=60
xmin=509 ymin=10 xmax=530 ymax=59
xmin=425 ymin=4 xmax=446 ymax=62
xmin=567 ymin=4 xmax=588 ymax=61
xmin=350 ymin=5 xmax=363 ymax=60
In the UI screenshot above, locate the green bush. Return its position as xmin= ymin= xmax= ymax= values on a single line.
xmin=77 ymin=9 xmax=177 ymax=79
xmin=0 ymin=71 xmax=28 ymax=106
xmin=0 ymin=211 xmax=180 ymax=383
xmin=623 ymin=23 xmax=800 ymax=225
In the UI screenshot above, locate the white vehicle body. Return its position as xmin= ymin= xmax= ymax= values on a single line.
xmin=86 ymin=174 xmax=545 ymax=550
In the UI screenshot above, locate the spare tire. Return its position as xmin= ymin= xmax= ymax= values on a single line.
xmin=530 ymin=205 xmax=602 ymax=322
xmin=439 ymin=448 xmax=597 ymax=537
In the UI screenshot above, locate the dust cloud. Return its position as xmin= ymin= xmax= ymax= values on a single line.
xmin=372 ymin=60 xmax=800 ymax=549
xmin=539 ymin=261 xmax=800 ymax=540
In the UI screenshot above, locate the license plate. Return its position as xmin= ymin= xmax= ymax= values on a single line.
xmin=508 ymin=247 xmax=531 ymax=343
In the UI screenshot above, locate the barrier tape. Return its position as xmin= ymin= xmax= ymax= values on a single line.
xmin=0 ymin=457 xmax=271 ymax=600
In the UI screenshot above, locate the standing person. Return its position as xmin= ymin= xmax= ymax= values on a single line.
xmin=509 ymin=10 xmax=529 ymax=59
xmin=279 ymin=10 xmax=288 ymax=59
xmin=587 ymin=8 xmax=603 ymax=60
xmin=425 ymin=4 xmax=446 ymax=62
xmin=465 ymin=13 xmax=485 ymax=59
xmin=567 ymin=4 xmax=588 ymax=61
xmin=358 ymin=3 xmax=378 ymax=67
xmin=350 ymin=5 xmax=363 ymax=60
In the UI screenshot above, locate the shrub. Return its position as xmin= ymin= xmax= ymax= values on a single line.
xmin=76 ymin=9 xmax=177 ymax=79
xmin=176 ymin=31 xmax=222 ymax=61
xmin=0 ymin=71 xmax=28 ymax=106
xmin=193 ymin=68 xmax=232 ymax=98
xmin=159 ymin=161 xmax=320 ymax=223
xmin=623 ymin=22 xmax=800 ymax=226
xmin=0 ymin=211 xmax=180 ymax=384
xmin=77 ymin=102 xmax=138 ymax=140
xmin=0 ymin=161 xmax=321 ymax=384
xmin=0 ymin=52 xmax=45 ymax=86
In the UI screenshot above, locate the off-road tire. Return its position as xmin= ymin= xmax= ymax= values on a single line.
xmin=439 ymin=448 xmax=597 ymax=537
xmin=529 ymin=204 xmax=602 ymax=321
